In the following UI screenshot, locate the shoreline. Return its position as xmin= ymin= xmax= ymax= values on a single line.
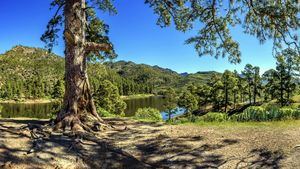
xmin=0 ymin=99 xmax=60 ymax=104
xmin=121 ymin=94 xmax=157 ymax=100
xmin=0 ymin=94 xmax=157 ymax=104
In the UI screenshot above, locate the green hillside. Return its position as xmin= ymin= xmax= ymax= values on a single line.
xmin=0 ymin=46 xmax=218 ymax=100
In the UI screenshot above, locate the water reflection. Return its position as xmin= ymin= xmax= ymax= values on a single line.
xmin=0 ymin=103 xmax=56 ymax=119
xmin=124 ymin=96 xmax=166 ymax=116
xmin=0 ymin=96 xmax=185 ymax=120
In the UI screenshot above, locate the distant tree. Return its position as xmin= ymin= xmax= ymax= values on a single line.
xmin=281 ymin=48 xmax=299 ymax=101
xmin=232 ymin=70 xmax=240 ymax=109
xmin=253 ymin=66 xmax=261 ymax=104
xmin=52 ymin=80 xmax=64 ymax=99
xmin=209 ymin=74 xmax=223 ymax=111
xmin=186 ymin=83 xmax=197 ymax=95
xmin=222 ymin=70 xmax=238 ymax=112
xmin=242 ymin=64 xmax=254 ymax=104
xmin=195 ymin=84 xmax=212 ymax=108
xmin=178 ymin=90 xmax=198 ymax=116
xmin=163 ymin=88 xmax=178 ymax=120
xmin=274 ymin=48 xmax=298 ymax=106
xmin=237 ymin=73 xmax=247 ymax=103
xmin=262 ymin=69 xmax=277 ymax=101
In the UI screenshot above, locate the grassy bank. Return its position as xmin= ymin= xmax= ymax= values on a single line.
xmin=173 ymin=119 xmax=300 ymax=129
xmin=169 ymin=105 xmax=300 ymax=125
xmin=120 ymin=94 xmax=156 ymax=100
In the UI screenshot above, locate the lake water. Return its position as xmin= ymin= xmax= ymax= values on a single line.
xmin=0 ymin=96 xmax=184 ymax=120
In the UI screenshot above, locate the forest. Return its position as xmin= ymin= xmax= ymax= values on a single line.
xmin=1 ymin=46 xmax=299 ymax=120
xmin=1 ymin=0 xmax=300 ymax=168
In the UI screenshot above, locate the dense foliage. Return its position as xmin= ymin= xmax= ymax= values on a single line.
xmin=134 ymin=108 xmax=162 ymax=121
xmin=93 ymin=80 xmax=126 ymax=116
xmin=173 ymin=106 xmax=300 ymax=123
xmin=0 ymin=46 xmax=220 ymax=101
xmin=0 ymin=46 xmax=299 ymax=118
xmin=181 ymin=49 xmax=300 ymax=114
xmin=146 ymin=0 xmax=300 ymax=63
xmin=0 ymin=46 xmax=160 ymax=100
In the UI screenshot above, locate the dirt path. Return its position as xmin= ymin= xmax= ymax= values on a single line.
xmin=1 ymin=118 xmax=300 ymax=168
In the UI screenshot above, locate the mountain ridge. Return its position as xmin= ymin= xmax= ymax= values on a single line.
xmin=0 ymin=46 xmax=219 ymax=98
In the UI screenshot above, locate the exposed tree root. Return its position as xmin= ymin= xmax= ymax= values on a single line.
xmin=53 ymin=110 xmax=110 ymax=134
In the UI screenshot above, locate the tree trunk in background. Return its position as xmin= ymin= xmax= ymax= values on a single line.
xmin=224 ymin=83 xmax=228 ymax=113
xmin=253 ymin=85 xmax=256 ymax=104
xmin=248 ymin=85 xmax=252 ymax=105
xmin=55 ymin=0 xmax=103 ymax=132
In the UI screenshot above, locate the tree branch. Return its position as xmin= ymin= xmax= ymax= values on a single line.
xmin=85 ymin=42 xmax=112 ymax=52
xmin=53 ymin=2 xmax=65 ymax=19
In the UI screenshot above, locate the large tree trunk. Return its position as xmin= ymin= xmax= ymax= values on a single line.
xmin=54 ymin=0 xmax=104 ymax=132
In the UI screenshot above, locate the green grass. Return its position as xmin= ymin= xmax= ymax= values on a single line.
xmin=121 ymin=94 xmax=155 ymax=100
xmin=292 ymin=95 xmax=300 ymax=103
xmin=170 ymin=106 xmax=300 ymax=124
xmin=175 ymin=119 xmax=300 ymax=129
xmin=231 ymin=106 xmax=300 ymax=122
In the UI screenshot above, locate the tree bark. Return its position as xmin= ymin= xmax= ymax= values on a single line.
xmin=54 ymin=0 xmax=104 ymax=132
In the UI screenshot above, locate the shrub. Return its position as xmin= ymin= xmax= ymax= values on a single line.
xmin=97 ymin=107 xmax=120 ymax=117
xmin=94 ymin=80 xmax=126 ymax=116
xmin=135 ymin=108 xmax=162 ymax=121
xmin=232 ymin=106 xmax=265 ymax=122
xmin=231 ymin=106 xmax=300 ymax=122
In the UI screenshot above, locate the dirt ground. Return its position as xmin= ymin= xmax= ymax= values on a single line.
xmin=1 ymin=118 xmax=300 ymax=169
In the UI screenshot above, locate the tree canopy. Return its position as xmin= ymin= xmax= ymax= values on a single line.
xmin=146 ymin=0 xmax=299 ymax=63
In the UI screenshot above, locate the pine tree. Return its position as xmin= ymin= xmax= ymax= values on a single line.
xmin=178 ymin=90 xmax=198 ymax=116
xmin=163 ymin=88 xmax=178 ymax=120
xmin=52 ymin=80 xmax=64 ymax=99
xmin=242 ymin=64 xmax=254 ymax=104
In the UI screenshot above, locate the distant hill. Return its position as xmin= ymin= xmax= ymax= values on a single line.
xmin=104 ymin=61 xmax=181 ymax=88
xmin=0 ymin=45 xmax=64 ymax=88
xmin=0 ymin=46 xmax=220 ymax=99
xmin=177 ymin=71 xmax=222 ymax=87
xmin=180 ymin=72 xmax=189 ymax=77
xmin=104 ymin=61 xmax=221 ymax=88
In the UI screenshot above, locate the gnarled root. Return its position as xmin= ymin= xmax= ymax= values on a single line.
xmin=53 ymin=109 xmax=110 ymax=134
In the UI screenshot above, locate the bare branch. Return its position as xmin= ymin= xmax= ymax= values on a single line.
xmin=85 ymin=42 xmax=112 ymax=52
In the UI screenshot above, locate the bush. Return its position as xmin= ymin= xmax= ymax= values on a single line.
xmin=97 ymin=107 xmax=120 ymax=117
xmin=172 ymin=106 xmax=300 ymax=124
xmin=231 ymin=106 xmax=300 ymax=122
xmin=94 ymin=80 xmax=126 ymax=116
xmin=135 ymin=108 xmax=162 ymax=121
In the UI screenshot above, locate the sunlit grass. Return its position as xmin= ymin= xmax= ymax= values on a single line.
xmin=292 ymin=95 xmax=300 ymax=103
xmin=174 ymin=119 xmax=300 ymax=129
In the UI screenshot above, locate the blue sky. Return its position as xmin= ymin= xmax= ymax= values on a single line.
xmin=0 ymin=0 xmax=276 ymax=74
